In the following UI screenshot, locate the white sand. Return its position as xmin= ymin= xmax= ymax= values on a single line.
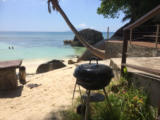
xmin=0 ymin=59 xmax=110 ymax=120
xmin=21 ymin=59 xmax=52 ymax=74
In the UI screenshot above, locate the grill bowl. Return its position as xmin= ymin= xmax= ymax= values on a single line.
xmin=74 ymin=63 xmax=114 ymax=90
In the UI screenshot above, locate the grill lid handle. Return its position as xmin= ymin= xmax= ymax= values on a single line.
xmin=89 ymin=57 xmax=98 ymax=64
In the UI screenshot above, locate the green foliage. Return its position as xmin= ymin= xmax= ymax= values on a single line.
xmin=63 ymin=78 xmax=157 ymax=120
xmin=62 ymin=110 xmax=82 ymax=120
xmin=118 ymin=88 xmax=154 ymax=120
xmin=97 ymin=0 xmax=128 ymax=19
xmin=90 ymin=88 xmax=155 ymax=120
xmin=123 ymin=67 xmax=127 ymax=74
xmin=91 ymin=95 xmax=121 ymax=120
xmin=123 ymin=67 xmax=128 ymax=79
xmin=97 ymin=0 xmax=160 ymax=22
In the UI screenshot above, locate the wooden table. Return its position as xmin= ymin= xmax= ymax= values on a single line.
xmin=0 ymin=60 xmax=22 ymax=90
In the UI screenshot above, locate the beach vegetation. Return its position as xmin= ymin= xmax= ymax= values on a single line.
xmin=60 ymin=77 xmax=157 ymax=120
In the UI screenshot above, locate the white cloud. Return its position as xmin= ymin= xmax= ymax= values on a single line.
xmin=77 ymin=23 xmax=87 ymax=29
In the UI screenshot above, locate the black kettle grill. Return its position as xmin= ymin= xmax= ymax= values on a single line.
xmin=74 ymin=59 xmax=114 ymax=90
xmin=72 ymin=59 xmax=114 ymax=120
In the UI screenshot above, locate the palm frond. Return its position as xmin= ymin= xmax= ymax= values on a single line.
xmin=48 ymin=0 xmax=60 ymax=13
xmin=48 ymin=0 xmax=52 ymax=13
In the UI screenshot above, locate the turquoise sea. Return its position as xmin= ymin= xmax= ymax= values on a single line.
xmin=0 ymin=31 xmax=114 ymax=61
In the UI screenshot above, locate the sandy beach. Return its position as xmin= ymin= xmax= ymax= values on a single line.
xmin=0 ymin=58 xmax=110 ymax=120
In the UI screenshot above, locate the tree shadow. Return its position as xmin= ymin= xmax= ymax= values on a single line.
xmin=0 ymin=86 xmax=23 ymax=98
xmin=45 ymin=110 xmax=68 ymax=120
xmin=45 ymin=107 xmax=81 ymax=120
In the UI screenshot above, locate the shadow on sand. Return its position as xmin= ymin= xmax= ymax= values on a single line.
xmin=45 ymin=110 xmax=71 ymax=120
xmin=0 ymin=86 xmax=24 ymax=98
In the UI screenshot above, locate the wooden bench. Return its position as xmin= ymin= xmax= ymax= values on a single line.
xmin=0 ymin=60 xmax=22 ymax=90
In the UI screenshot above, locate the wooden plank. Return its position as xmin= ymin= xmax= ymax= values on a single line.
xmin=107 ymin=27 xmax=109 ymax=39
xmin=133 ymin=32 xmax=156 ymax=34
xmin=155 ymin=24 xmax=160 ymax=48
xmin=129 ymin=29 xmax=133 ymax=44
xmin=0 ymin=68 xmax=18 ymax=90
xmin=122 ymin=63 xmax=160 ymax=76
xmin=0 ymin=60 xmax=22 ymax=69
xmin=121 ymin=30 xmax=129 ymax=74
xmin=144 ymin=35 xmax=160 ymax=38
xmin=124 ymin=5 xmax=160 ymax=30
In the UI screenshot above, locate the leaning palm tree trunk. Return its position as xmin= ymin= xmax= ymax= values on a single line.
xmin=48 ymin=0 xmax=105 ymax=59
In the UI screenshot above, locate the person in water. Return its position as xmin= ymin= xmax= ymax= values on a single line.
xmin=8 ymin=46 xmax=14 ymax=50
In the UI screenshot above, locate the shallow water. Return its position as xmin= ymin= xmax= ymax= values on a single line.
xmin=0 ymin=31 xmax=113 ymax=61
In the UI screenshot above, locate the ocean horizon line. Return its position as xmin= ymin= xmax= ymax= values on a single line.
xmin=0 ymin=30 xmax=115 ymax=33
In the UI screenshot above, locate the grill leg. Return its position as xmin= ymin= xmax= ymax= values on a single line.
xmin=78 ymin=85 xmax=84 ymax=104
xmin=72 ymin=82 xmax=77 ymax=105
xmin=85 ymin=90 xmax=90 ymax=120
xmin=103 ymin=88 xmax=112 ymax=113
xmin=72 ymin=82 xmax=84 ymax=105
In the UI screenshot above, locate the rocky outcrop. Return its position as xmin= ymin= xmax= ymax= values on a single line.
xmin=78 ymin=40 xmax=106 ymax=61
xmin=71 ymin=28 xmax=104 ymax=46
xmin=77 ymin=23 xmax=129 ymax=61
xmin=68 ymin=59 xmax=76 ymax=64
xmin=63 ymin=40 xmax=73 ymax=45
xmin=36 ymin=60 xmax=66 ymax=74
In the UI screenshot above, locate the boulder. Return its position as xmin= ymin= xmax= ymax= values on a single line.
xmin=68 ymin=59 xmax=76 ymax=64
xmin=63 ymin=40 xmax=73 ymax=45
xmin=77 ymin=23 xmax=129 ymax=61
xmin=36 ymin=60 xmax=66 ymax=74
xmin=71 ymin=28 xmax=104 ymax=46
xmin=78 ymin=39 xmax=106 ymax=61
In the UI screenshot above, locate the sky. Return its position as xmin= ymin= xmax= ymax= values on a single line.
xmin=0 ymin=0 xmax=129 ymax=32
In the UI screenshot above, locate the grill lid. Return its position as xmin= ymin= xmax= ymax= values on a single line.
xmin=74 ymin=63 xmax=113 ymax=80
xmin=73 ymin=58 xmax=114 ymax=90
